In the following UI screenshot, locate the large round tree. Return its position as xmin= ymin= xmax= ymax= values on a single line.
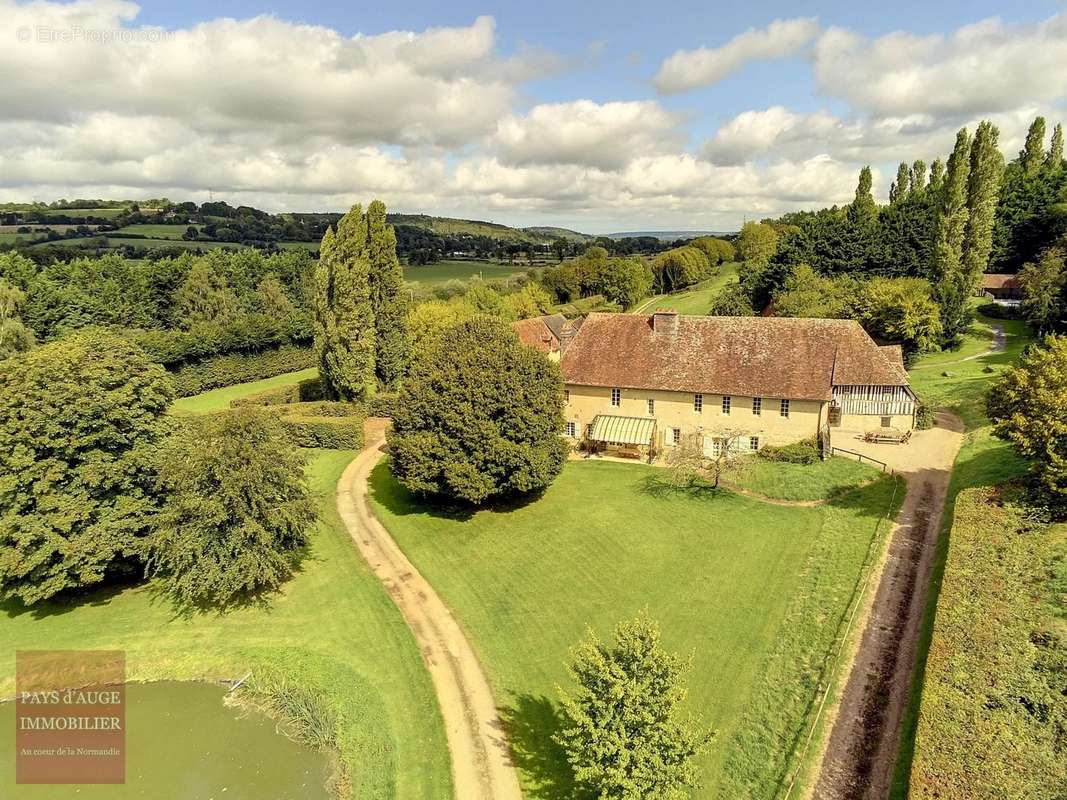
xmin=0 ymin=329 xmax=174 ymax=604
xmin=387 ymin=316 xmax=568 ymax=505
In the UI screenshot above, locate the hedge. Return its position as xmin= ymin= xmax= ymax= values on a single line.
xmin=130 ymin=312 xmax=312 ymax=367
xmin=366 ymin=392 xmax=400 ymax=418
xmin=168 ymin=344 xmax=315 ymax=397
xmin=909 ymin=488 xmax=1065 ymax=799
xmin=277 ymin=414 xmax=364 ymax=449
xmin=759 ymin=438 xmax=820 ymax=464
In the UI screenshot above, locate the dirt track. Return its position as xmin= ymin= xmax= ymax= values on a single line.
xmin=810 ymin=413 xmax=964 ymax=800
xmin=336 ymin=420 xmax=523 ymax=800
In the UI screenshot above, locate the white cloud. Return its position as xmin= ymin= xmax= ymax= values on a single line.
xmin=654 ymin=18 xmax=820 ymax=94
xmin=493 ymin=100 xmax=683 ymax=170
xmin=813 ymin=13 xmax=1067 ymax=117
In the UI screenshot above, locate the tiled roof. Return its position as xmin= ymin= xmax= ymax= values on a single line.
xmin=981 ymin=273 xmax=1021 ymax=290
xmin=561 ymin=313 xmax=910 ymax=401
xmin=511 ymin=314 xmax=566 ymax=354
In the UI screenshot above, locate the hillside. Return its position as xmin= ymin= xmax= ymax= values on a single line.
xmin=387 ymin=214 xmax=592 ymax=243
xmin=608 ymin=229 xmax=733 ymax=240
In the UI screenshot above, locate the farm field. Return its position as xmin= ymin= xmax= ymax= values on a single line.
xmin=111 ymin=223 xmax=204 ymax=239
xmin=371 ymin=458 xmax=901 ymax=798
xmin=0 ymin=446 xmax=452 ymax=800
xmin=633 ymin=262 xmax=740 ymax=315
xmin=0 ymin=232 xmax=45 ymax=244
xmin=402 ymin=259 xmax=531 ymax=284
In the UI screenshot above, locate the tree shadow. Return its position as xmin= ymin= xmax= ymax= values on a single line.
xmin=498 ymin=692 xmax=585 ymax=800
xmin=638 ymin=473 xmax=728 ymax=502
xmin=2 ymin=578 xmax=133 ymax=620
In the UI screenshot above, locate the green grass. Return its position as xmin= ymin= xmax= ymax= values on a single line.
xmin=907 ymin=314 xmax=1033 ymax=428
xmin=171 ymin=367 xmax=319 ymax=414
xmin=402 ymin=259 xmax=529 ymax=284
xmin=111 ymin=223 xmax=203 ymax=239
xmin=371 ymin=459 xmax=900 ymax=799
xmin=634 ymin=262 xmax=740 ymax=315
xmin=277 ymin=240 xmax=322 ymax=251
xmin=0 ymin=233 xmax=44 ymax=244
xmin=38 ymin=206 xmax=128 ymax=219
xmin=0 ymin=449 xmax=452 ymax=799
xmin=734 ymin=455 xmax=881 ymax=501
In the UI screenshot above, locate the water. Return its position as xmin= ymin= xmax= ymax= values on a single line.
xmin=0 ymin=681 xmax=333 ymax=799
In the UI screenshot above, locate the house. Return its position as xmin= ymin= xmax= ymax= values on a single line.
xmin=554 ymin=311 xmax=915 ymax=459
xmin=978 ymin=273 xmax=1022 ymax=306
xmin=511 ymin=314 xmax=581 ymax=361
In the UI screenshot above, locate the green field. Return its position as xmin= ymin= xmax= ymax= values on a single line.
xmin=634 ymin=262 xmax=741 ymax=315
xmin=372 ymin=458 xmax=900 ymax=798
xmin=276 ymin=240 xmax=322 ymax=251
xmin=171 ymin=367 xmax=319 ymax=414
xmin=402 ymin=259 xmax=530 ymax=284
xmin=38 ymin=206 xmax=129 ymax=219
xmin=0 ymin=233 xmax=44 ymax=244
xmin=0 ymin=447 xmax=452 ymax=799
xmin=734 ymin=455 xmax=880 ymax=501
xmin=111 ymin=224 xmax=204 ymax=239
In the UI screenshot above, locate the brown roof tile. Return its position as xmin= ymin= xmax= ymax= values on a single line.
xmin=512 ymin=314 xmax=567 ymax=354
xmin=561 ymin=313 xmax=910 ymax=401
xmin=981 ymin=273 xmax=1021 ymax=290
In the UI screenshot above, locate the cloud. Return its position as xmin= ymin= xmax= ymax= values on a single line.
xmin=654 ymin=18 xmax=820 ymax=94
xmin=493 ymin=100 xmax=683 ymax=170
xmin=813 ymin=13 xmax=1067 ymax=117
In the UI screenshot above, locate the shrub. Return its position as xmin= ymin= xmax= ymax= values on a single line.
xmin=147 ymin=410 xmax=316 ymax=608
xmin=759 ymin=439 xmax=820 ymax=464
xmin=0 ymin=329 xmax=173 ymax=604
xmin=168 ymin=344 xmax=315 ymax=396
xmin=367 ymin=392 xmax=400 ymax=418
xmin=914 ymin=403 xmax=935 ymax=430
xmin=976 ymin=301 xmax=1022 ymax=319
xmin=276 ymin=414 xmax=364 ymax=449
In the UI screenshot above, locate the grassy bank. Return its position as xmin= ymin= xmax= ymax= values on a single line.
xmin=371 ymin=458 xmax=899 ymax=799
xmin=633 ymin=262 xmax=740 ymax=315
xmin=171 ymin=367 xmax=319 ymax=414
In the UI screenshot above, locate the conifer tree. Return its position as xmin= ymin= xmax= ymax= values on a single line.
xmin=365 ymin=200 xmax=409 ymax=389
xmin=932 ymin=128 xmax=973 ymax=342
xmin=1020 ymin=116 xmax=1046 ymax=175
xmin=961 ymin=121 xmax=1004 ymax=283
xmin=312 ymin=205 xmax=376 ymax=401
xmin=1046 ymin=123 xmax=1064 ymax=171
xmin=911 ymin=159 xmax=927 ymax=194
xmin=890 ymin=162 xmax=911 ymax=204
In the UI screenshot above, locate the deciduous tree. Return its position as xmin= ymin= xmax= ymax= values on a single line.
xmin=366 ymin=200 xmax=409 ymax=389
xmin=933 ymin=127 xmax=973 ymax=343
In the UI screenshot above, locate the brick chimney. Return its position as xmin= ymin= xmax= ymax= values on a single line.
xmin=652 ymin=309 xmax=679 ymax=334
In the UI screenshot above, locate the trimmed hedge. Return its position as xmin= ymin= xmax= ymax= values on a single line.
xmin=130 ymin=312 xmax=312 ymax=367
xmin=168 ymin=345 xmax=315 ymax=397
xmin=759 ymin=438 xmax=820 ymax=464
xmin=366 ymin=392 xmax=400 ymax=418
xmin=909 ymin=488 xmax=1065 ymax=799
xmin=277 ymin=414 xmax=363 ymax=449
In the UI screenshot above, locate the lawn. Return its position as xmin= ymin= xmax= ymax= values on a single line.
xmin=371 ymin=458 xmax=901 ymax=799
xmin=171 ymin=367 xmax=319 ymax=414
xmin=402 ymin=259 xmax=529 ymax=284
xmin=0 ymin=449 xmax=452 ymax=799
xmin=634 ymin=262 xmax=740 ymax=315
xmin=734 ymin=455 xmax=881 ymax=501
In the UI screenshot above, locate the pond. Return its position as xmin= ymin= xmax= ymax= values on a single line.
xmin=0 ymin=681 xmax=333 ymax=799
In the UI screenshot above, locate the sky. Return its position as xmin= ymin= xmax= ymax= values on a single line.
xmin=2 ymin=0 xmax=1066 ymax=233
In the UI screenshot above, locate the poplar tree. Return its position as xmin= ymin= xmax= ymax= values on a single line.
xmin=365 ymin=200 xmax=409 ymax=389
xmin=911 ymin=159 xmax=927 ymax=194
xmin=1046 ymin=123 xmax=1064 ymax=171
xmin=890 ymin=162 xmax=911 ymax=204
xmin=961 ymin=121 xmax=1004 ymax=283
xmin=932 ymin=128 xmax=973 ymax=342
xmin=848 ymin=166 xmax=878 ymax=225
xmin=1020 ymin=116 xmax=1046 ymax=175
xmin=313 ymin=205 xmax=376 ymax=401
xmin=928 ymin=158 xmax=946 ymax=195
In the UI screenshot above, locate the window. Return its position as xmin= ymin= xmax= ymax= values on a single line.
xmin=647 ymin=398 xmax=655 ymax=415
xmin=694 ymin=393 xmax=703 ymax=412
xmin=780 ymin=398 xmax=790 ymax=418
xmin=585 ymin=424 xmax=594 ymax=438
xmin=611 ymin=387 xmax=621 ymax=407
xmin=881 ymin=416 xmax=892 ymax=428
xmin=565 ymin=422 xmax=576 ymax=437
xmin=722 ymin=396 xmax=731 ymax=415
xmin=564 ymin=389 xmax=570 ymax=404
xmin=711 ymin=439 xmax=722 ymax=457
xmin=672 ymin=427 xmax=681 ymax=445
xmin=752 ymin=397 xmax=762 ymax=416
xmin=749 ymin=436 xmax=760 ymax=451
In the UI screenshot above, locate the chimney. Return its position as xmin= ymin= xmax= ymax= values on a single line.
xmin=559 ymin=321 xmax=578 ymax=352
xmin=652 ymin=309 xmax=679 ymax=334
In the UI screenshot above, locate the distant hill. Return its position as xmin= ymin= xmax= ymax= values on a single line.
xmin=388 ymin=214 xmax=574 ymax=244
xmin=607 ymin=230 xmax=734 ymax=241
xmin=521 ymin=225 xmax=595 ymax=243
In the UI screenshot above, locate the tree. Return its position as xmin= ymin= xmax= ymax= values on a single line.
xmin=911 ymin=159 xmax=927 ymax=194
xmin=1020 ymin=116 xmax=1047 ymax=175
xmin=366 ymin=200 xmax=409 ymax=389
xmin=961 ymin=121 xmax=1004 ymax=287
xmin=848 ymin=166 xmax=878 ymax=227
xmin=174 ymin=260 xmax=240 ymax=327
xmin=252 ymin=275 xmax=296 ymax=319
xmin=313 ymin=205 xmax=376 ymax=401
xmin=928 ymin=158 xmax=945 ymax=195
xmin=737 ymin=221 xmax=778 ymax=268
xmin=146 ymin=411 xmax=316 ymax=608
xmin=856 ymin=277 xmax=944 ymax=357
xmin=555 ymin=612 xmax=711 ymax=799
xmin=0 ymin=278 xmax=34 ymax=358
xmin=707 ymin=283 xmax=755 ymax=316
xmin=1046 ymin=123 xmax=1064 ymax=171
xmin=651 ymin=247 xmax=710 ymax=293
xmin=599 ymin=256 xmax=654 ymax=308
xmin=689 ymin=237 xmax=735 ymax=265
xmin=464 ymin=282 xmax=512 ymax=319
xmin=1019 ymin=247 xmax=1067 ymax=335
xmin=933 ymin=127 xmax=974 ymax=343
xmin=387 ymin=316 xmax=568 ymax=505
xmin=772 ymin=264 xmax=854 ymax=319
xmin=890 ymin=162 xmax=911 ymax=205
xmin=406 ymin=299 xmax=476 ymax=360
xmin=986 ymin=335 xmax=1067 ymax=518
xmin=505 ymin=282 xmax=554 ymax=319
xmin=0 ymin=330 xmax=174 ymax=605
